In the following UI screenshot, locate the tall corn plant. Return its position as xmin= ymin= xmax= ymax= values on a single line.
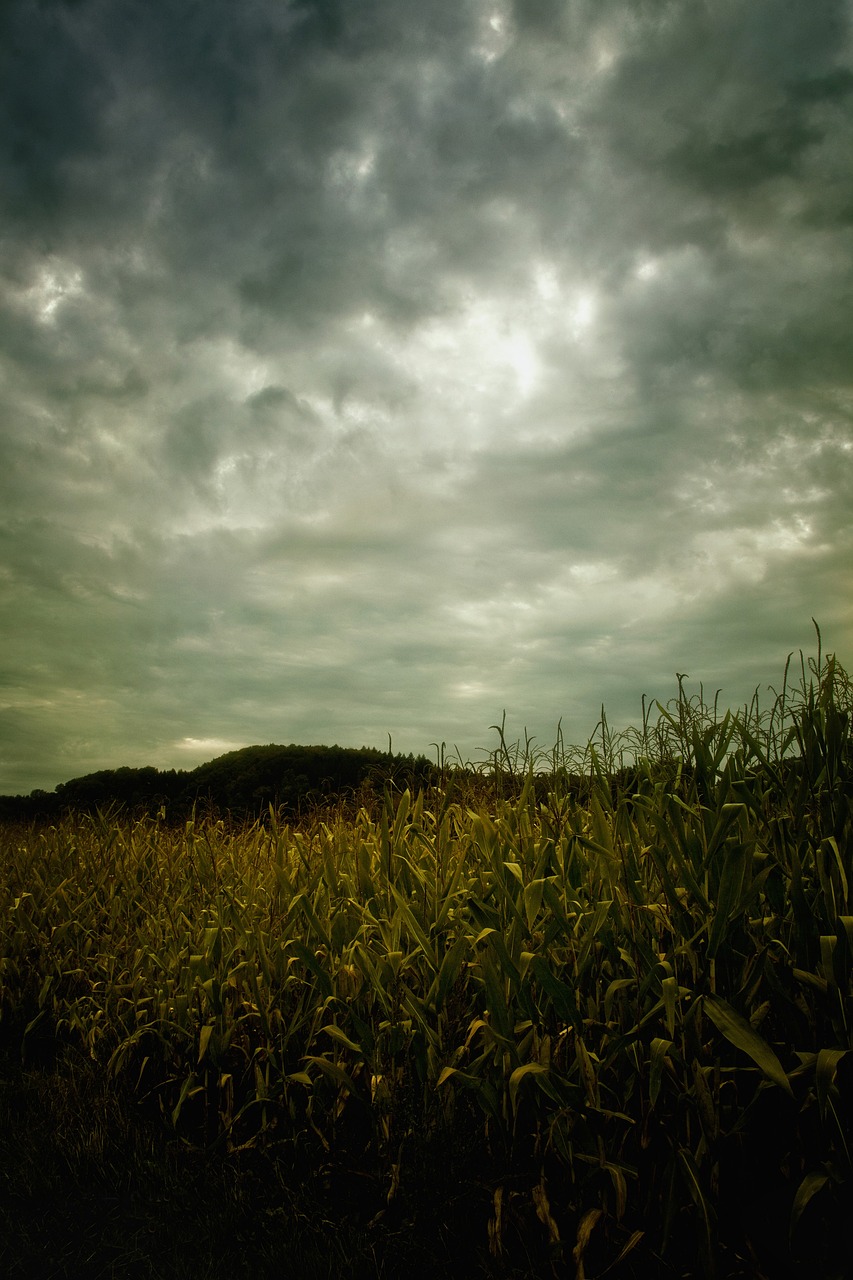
xmin=1 ymin=642 xmax=850 ymax=1276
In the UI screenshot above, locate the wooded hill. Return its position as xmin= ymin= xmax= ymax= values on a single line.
xmin=0 ymin=743 xmax=438 ymax=822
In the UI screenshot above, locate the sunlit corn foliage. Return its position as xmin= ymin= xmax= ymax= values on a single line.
xmin=2 ymin=642 xmax=851 ymax=1276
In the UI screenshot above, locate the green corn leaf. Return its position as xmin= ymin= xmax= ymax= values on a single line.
xmin=432 ymin=932 xmax=468 ymax=1012
xmin=292 ymin=891 xmax=332 ymax=950
xmin=704 ymin=802 xmax=745 ymax=861
xmin=508 ymin=1061 xmax=548 ymax=1113
xmin=662 ymin=975 xmax=678 ymax=1038
xmin=480 ymin=949 xmax=512 ymax=1040
xmin=815 ymin=1047 xmax=848 ymax=1122
xmin=303 ymin=1055 xmax=360 ymax=1096
xmin=707 ymin=842 xmax=750 ymax=958
xmin=576 ymin=1037 xmax=599 ymax=1107
xmin=604 ymin=976 xmax=635 ymax=1022
xmin=606 ymin=1229 xmax=645 ymax=1272
xmin=434 ymin=854 xmax=466 ymax=931
xmin=704 ymin=994 xmax=792 ymax=1094
xmin=319 ymin=1024 xmax=363 ymax=1055
xmin=530 ymin=954 xmax=580 ymax=1025
xmin=474 ymin=927 xmax=522 ymax=990
xmin=540 ymin=879 xmax=578 ymax=938
xmin=523 ymin=878 xmax=545 ymax=931
xmin=321 ymin=842 xmax=339 ymax=896
xmin=790 ymin=1170 xmax=830 ymax=1243
xmin=839 ymin=916 xmax=853 ymax=961
xmin=692 ymin=1059 xmax=717 ymax=1141
xmin=197 ymin=1023 xmax=214 ymax=1065
xmin=389 ymin=883 xmax=437 ymax=971
xmin=572 ymin=1208 xmax=602 ymax=1272
xmin=171 ymin=1073 xmax=202 ymax=1127
xmin=678 ymin=1149 xmax=713 ymax=1266
xmin=637 ymin=798 xmax=709 ymax=910
xmin=793 ymin=967 xmax=827 ymax=993
xmin=819 ymin=934 xmax=837 ymax=984
xmin=285 ymin=1071 xmax=313 ymax=1087
xmin=392 ymin=789 xmax=411 ymax=848
xmin=649 ymin=1037 xmax=673 ymax=1108
xmin=288 ymin=939 xmax=333 ymax=998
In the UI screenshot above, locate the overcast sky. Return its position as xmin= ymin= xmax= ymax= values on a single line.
xmin=1 ymin=0 xmax=852 ymax=793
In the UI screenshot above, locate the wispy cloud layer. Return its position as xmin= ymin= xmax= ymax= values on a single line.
xmin=1 ymin=0 xmax=851 ymax=791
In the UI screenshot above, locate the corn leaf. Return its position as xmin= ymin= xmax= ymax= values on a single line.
xmin=704 ymin=994 xmax=792 ymax=1094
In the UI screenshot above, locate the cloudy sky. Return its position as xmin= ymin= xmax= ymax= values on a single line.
xmin=2 ymin=0 xmax=852 ymax=793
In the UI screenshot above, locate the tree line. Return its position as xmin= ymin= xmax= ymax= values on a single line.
xmin=0 ymin=743 xmax=439 ymax=823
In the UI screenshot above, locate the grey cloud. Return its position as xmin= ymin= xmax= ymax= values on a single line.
xmin=0 ymin=0 xmax=109 ymax=223
xmin=1 ymin=0 xmax=852 ymax=791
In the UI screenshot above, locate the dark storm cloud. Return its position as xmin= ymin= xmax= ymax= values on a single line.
xmin=0 ymin=0 xmax=109 ymax=224
xmin=1 ymin=0 xmax=851 ymax=790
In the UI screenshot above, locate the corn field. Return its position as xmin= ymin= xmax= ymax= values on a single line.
xmin=1 ymin=644 xmax=851 ymax=1278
